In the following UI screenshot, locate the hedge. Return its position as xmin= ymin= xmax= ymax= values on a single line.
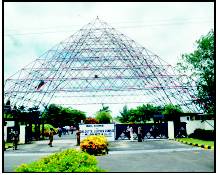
xmin=15 ymin=148 xmax=104 ymax=172
xmin=188 ymin=129 xmax=215 ymax=141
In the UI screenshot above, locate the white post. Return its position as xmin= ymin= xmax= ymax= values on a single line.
xmin=168 ymin=121 xmax=174 ymax=139
xmin=19 ymin=125 xmax=26 ymax=144
xmin=4 ymin=126 xmax=7 ymax=141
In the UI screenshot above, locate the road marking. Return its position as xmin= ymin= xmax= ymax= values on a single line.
xmin=4 ymin=152 xmax=53 ymax=157
xmin=108 ymin=147 xmax=204 ymax=155
xmin=4 ymin=147 xmax=205 ymax=157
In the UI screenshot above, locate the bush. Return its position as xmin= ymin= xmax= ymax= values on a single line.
xmin=15 ymin=148 xmax=104 ymax=172
xmin=80 ymin=135 xmax=108 ymax=155
xmin=188 ymin=129 xmax=215 ymax=141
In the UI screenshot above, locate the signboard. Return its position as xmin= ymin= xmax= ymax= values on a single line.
xmin=79 ymin=124 xmax=115 ymax=141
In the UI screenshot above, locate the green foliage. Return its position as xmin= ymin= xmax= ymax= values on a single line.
xmin=98 ymin=105 xmax=111 ymax=112
xmin=32 ymin=124 xmax=57 ymax=136
xmin=95 ymin=111 xmax=112 ymax=124
xmin=118 ymin=103 xmax=183 ymax=123
xmin=42 ymin=104 xmax=86 ymax=127
xmin=15 ymin=148 xmax=104 ymax=172
xmin=4 ymin=113 xmax=13 ymax=119
xmin=162 ymin=104 xmax=183 ymax=121
xmin=118 ymin=105 xmax=130 ymax=123
xmin=80 ymin=135 xmax=108 ymax=155
xmin=118 ymin=104 xmax=162 ymax=123
xmin=177 ymin=30 xmax=215 ymax=114
xmin=4 ymin=105 xmax=40 ymax=120
xmin=162 ymin=104 xmax=183 ymax=115
xmin=176 ymin=138 xmax=214 ymax=148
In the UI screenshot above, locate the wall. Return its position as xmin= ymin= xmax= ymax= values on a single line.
xmin=19 ymin=125 xmax=26 ymax=144
xmin=4 ymin=121 xmax=15 ymax=141
xmin=185 ymin=120 xmax=214 ymax=135
xmin=168 ymin=121 xmax=174 ymax=139
xmin=203 ymin=120 xmax=214 ymax=130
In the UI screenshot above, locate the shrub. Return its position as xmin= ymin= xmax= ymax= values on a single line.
xmin=15 ymin=148 xmax=104 ymax=172
xmin=188 ymin=129 xmax=215 ymax=141
xmin=80 ymin=135 xmax=108 ymax=155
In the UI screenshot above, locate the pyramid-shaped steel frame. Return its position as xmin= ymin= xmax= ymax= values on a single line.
xmin=4 ymin=17 xmax=204 ymax=112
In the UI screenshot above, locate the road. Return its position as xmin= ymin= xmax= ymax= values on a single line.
xmin=3 ymin=135 xmax=215 ymax=172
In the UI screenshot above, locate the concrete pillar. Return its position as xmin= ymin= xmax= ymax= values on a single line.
xmin=4 ymin=126 xmax=7 ymax=141
xmin=19 ymin=125 xmax=26 ymax=144
xmin=168 ymin=121 xmax=174 ymax=139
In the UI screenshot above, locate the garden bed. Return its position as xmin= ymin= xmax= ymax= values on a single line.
xmin=175 ymin=138 xmax=214 ymax=149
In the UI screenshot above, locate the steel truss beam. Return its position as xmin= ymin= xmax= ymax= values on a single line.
xmin=4 ymin=17 xmax=204 ymax=112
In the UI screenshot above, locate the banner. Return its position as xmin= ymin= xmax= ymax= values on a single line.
xmin=79 ymin=124 xmax=115 ymax=141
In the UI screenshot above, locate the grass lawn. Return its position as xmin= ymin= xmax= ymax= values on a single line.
xmin=177 ymin=138 xmax=214 ymax=148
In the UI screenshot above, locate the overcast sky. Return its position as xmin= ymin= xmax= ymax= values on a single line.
xmin=4 ymin=2 xmax=214 ymax=117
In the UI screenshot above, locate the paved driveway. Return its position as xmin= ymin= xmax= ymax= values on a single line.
xmin=96 ymin=139 xmax=215 ymax=172
xmin=4 ymin=138 xmax=215 ymax=172
xmin=108 ymin=139 xmax=197 ymax=151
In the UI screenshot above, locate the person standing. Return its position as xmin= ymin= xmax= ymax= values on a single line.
xmin=126 ymin=126 xmax=131 ymax=140
xmin=11 ymin=129 xmax=19 ymax=150
xmin=76 ymin=128 xmax=81 ymax=146
xmin=70 ymin=126 xmax=74 ymax=134
xmin=58 ymin=127 xmax=62 ymax=137
xmin=138 ymin=126 xmax=143 ymax=142
xmin=48 ymin=128 xmax=54 ymax=147
xmin=129 ymin=126 xmax=134 ymax=141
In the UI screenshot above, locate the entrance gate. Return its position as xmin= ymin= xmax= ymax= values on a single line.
xmin=115 ymin=123 xmax=168 ymax=140
xmin=115 ymin=122 xmax=187 ymax=140
xmin=174 ymin=122 xmax=187 ymax=138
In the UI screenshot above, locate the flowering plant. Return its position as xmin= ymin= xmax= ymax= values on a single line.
xmin=80 ymin=135 xmax=108 ymax=155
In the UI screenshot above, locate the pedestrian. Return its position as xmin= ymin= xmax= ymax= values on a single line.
xmin=128 ymin=126 xmax=134 ymax=141
xmin=58 ymin=127 xmax=62 ymax=137
xmin=138 ymin=126 xmax=143 ymax=142
xmin=70 ymin=126 xmax=74 ymax=134
xmin=76 ymin=128 xmax=81 ymax=146
xmin=66 ymin=126 xmax=70 ymax=135
xmin=62 ymin=127 xmax=66 ymax=135
xmin=10 ymin=129 xmax=19 ymax=150
xmin=48 ymin=128 xmax=54 ymax=147
xmin=126 ymin=126 xmax=131 ymax=140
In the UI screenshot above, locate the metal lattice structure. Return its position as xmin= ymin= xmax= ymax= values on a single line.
xmin=4 ymin=17 xmax=204 ymax=112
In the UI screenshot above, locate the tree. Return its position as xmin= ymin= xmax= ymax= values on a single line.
xmin=42 ymin=104 xmax=86 ymax=127
xmin=137 ymin=104 xmax=157 ymax=122
xmin=99 ymin=104 xmax=111 ymax=113
xmin=95 ymin=111 xmax=112 ymax=124
xmin=162 ymin=104 xmax=183 ymax=122
xmin=42 ymin=104 xmax=62 ymax=126
xmin=118 ymin=105 xmax=130 ymax=123
xmin=176 ymin=30 xmax=215 ymax=114
xmin=117 ymin=104 xmax=159 ymax=123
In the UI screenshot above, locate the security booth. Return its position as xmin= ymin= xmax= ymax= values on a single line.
xmin=4 ymin=105 xmax=42 ymax=144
